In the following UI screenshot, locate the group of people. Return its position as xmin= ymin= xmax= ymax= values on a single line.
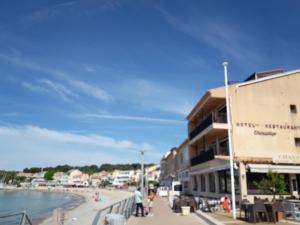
xmin=134 ymin=185 xmax=156 ymax=217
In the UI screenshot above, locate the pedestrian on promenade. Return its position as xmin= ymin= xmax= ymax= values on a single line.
xmin=135 ymin=187 xmax=144 ymax=217
xmin=220 ymin=195 xmax=231 ymax=213
xmin=148 ymin=188 xmax=155 ymax=216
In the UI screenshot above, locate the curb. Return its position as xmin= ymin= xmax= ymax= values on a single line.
xmin=195 ymin=210 xmax=225 ymax=225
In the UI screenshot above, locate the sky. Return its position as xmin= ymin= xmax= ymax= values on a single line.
xmin=1 ymin=0 xmax=300 ymax=170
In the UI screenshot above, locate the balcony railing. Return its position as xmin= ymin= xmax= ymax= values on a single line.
xmin=191 ymin=149 xmax=214 ymax=166
xmin=189 ymin=112 xmax=227 ymax=140
xmin=190 ymin=144 xmax=229 ymax=166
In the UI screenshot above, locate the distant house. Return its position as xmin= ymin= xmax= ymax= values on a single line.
xmin=31 ymin=171 xmax=46 ymax=187
xmin=112 ymin=170 xmax=135 ymax=187
xmin=145 ymin=165 xmax=160 ymax=183
xmin=67 ymin=169 xmax=90 ymax=187
xmin=53 ymin=172 xmax=69 ymax=186
xmin=90 ymin=172 xmax=102 ymax=187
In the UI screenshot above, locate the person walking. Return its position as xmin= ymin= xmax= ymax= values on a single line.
xmin=134 ymin=187 xmax=144 ymax=217
xmin=148 ymin=188 xmax=155 ymax=216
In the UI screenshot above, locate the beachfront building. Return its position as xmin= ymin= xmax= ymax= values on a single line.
xmin=90 ymin=172 xmax=102 ymax=187
xmin=175 ymin=139 xmax=190 ymax=194
xmin=31 ymin=171 xmax=46 ymax=187
xmin=187 ymin=68 xmax=300 ymax=203
xmin=66 ymin=169 xmax=90 ymax=187
xmin=111 ymin=170 xmax=135 ymax=187
xmin=159 ymin=148 xmax=177 ymax=187
xmin=132 ymin=169 xmax=141 ymax=184
xmin=53 ymin=172 xmax=70 ymax=186
xmin=145 ymin=164 xmax=160 ymax=184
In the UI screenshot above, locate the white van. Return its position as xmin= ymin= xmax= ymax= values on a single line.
xmin=168 ymin=181 xmax=183 ymax=208
xmin=158 ymin=186 xmax=169 ymax=197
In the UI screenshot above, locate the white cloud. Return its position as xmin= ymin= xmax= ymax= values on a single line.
xmin=83 ymin=65 xmax=96 ymax=72
xmin=21 ymin=0 xmax=126 ymax=27
xmin=0 ymin=125 xmax=159 ymax=170
xmin=39 ymin=79 xmax=78 ymax=102
xmin=0 ymin=53 xmax=113 ymax=102
xmin=119 ymin=79 xmax=194 ymax=116
xmin=0 ymin=125 xmax=152 ymax=150
xmin=75 ymin=113 xmax=185 ymax=125
xmin=158 ymin=7 xmax=266 ymax=68
xmin=68 ymin=80 xmax=113 ymax=102
xmin=21 ymin=81 xmax=49 ymax=93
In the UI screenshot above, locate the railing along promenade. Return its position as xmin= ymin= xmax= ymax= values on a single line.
xmin=0 ymin=195 xmax=135 ymax=225
xmin=91 ymin=195 xmax=135 ymax=225
xmin=0 ymin=212 xmax=33 ymax=225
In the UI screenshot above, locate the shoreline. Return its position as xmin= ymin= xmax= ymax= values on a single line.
xmin=32 ymin=189 xmax=86 ymax=225
xmin=1 ymin=187 xmax=133 ymax=225
xmin=36 ymin=187 xmax=133 ymax=225
xmin=0 ymin=187 xmax=86 ymax=225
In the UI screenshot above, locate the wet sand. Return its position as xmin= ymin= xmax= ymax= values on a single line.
xmin=38 ymin=188 xmax=133 ymax=225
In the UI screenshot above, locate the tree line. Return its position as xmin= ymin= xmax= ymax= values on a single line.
xmin=22 ymin=163 xmax=155 ymax=175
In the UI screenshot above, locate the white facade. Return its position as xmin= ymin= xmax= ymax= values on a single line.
xmin=53 ymin=170 xmax=90 ymax=187
xmin=31 ymin=171 xmax=46 ymax=186
xmin=53 ymin=172 xmax=70 ymax=186
xmin=112 ymin=170 xmax=135 ymax=187
xmin=145 ymin=165 xmax=160 ymax=183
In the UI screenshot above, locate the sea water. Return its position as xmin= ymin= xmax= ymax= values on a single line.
xmin=0 ymin=190 xmax=81 ymax=224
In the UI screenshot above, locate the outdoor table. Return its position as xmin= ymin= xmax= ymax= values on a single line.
xmin=242 ymin=202 xmax=270 ymax=223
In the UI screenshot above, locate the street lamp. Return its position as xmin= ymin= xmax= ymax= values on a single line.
xmin=223 ymin=62 xmax=236 ymax=220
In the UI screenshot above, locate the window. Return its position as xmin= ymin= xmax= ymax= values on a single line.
xmin=174 ymin=184 xmax=182 ymax=192
xmin=290 ymin=104 xmax=297 ymax=113
xmin=209 ymin=173 xmax=216 ymax=192
xmin=292 ymin=179 xmax=298 ymax=192
xmin=200 ymin=175 xmax=206 ymax=192
xmin=180 ymin=153 xmax=184 ymax=164
xmin=295 ymin=138 xmax=300 ymax=147
xmin=218 ymin=170 xmax=229 ymax=193
xmin=247 ymin=172 xmax=289 ymax=194
xmin=218 ymin=169 xmax=240 ymax=194
xmin=193 ymin=175 xmax=198 ymax=191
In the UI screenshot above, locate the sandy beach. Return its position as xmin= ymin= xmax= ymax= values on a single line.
xmin=38 ymin=188 xmax=133 ymax=225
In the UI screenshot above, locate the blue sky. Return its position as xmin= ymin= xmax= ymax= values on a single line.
xmin=1 ymin=0 xmax=300 ymax=170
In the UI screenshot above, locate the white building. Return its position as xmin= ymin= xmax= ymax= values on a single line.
xmin=31 ymin=171 xmax=46 ymax=187
xmin=112 ymin=170 xmax=135 ymax=187
xmin=145 ymin=165 xmax=160 ymax=183
xmin=53 ymin=172 xmax=69 ymax=186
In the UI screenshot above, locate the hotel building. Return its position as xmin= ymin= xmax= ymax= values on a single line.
xmin=187 ymin=69 xmax=300 ymax=203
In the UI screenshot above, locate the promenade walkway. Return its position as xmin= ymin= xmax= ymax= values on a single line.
xmin=127 ymin=197 xmax=206 ymax=225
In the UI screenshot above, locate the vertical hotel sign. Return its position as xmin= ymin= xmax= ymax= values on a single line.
xmin=273 ymin=153 xmax=300 ymax=164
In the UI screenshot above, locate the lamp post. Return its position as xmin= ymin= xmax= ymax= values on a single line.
xmin=223 ymin=62 xmax=236 ymax=220
xmin=140 ymin=150 xmax=145 ymax=199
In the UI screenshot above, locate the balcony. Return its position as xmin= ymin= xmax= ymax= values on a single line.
xmin=189 ymin=112 xmax=227 ymax=141
xmin=190 ymin=143 xmax=229 ymax=166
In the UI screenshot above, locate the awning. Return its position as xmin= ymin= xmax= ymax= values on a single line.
xmin=190 ymin=163 xmax=230 ymax=175
xmin=247 ymin=164 xmax=300 ymax=174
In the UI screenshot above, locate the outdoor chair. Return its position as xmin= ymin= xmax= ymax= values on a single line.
xmin=264 ymin=202 xmax=279 ymax=223
xmin=240 ymin=199 xmax=250 ymax=220
xmin=282 ymin=202 xmax=300 ymax=221
xmin=248 ymin=201 xmax=270 ymax=223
